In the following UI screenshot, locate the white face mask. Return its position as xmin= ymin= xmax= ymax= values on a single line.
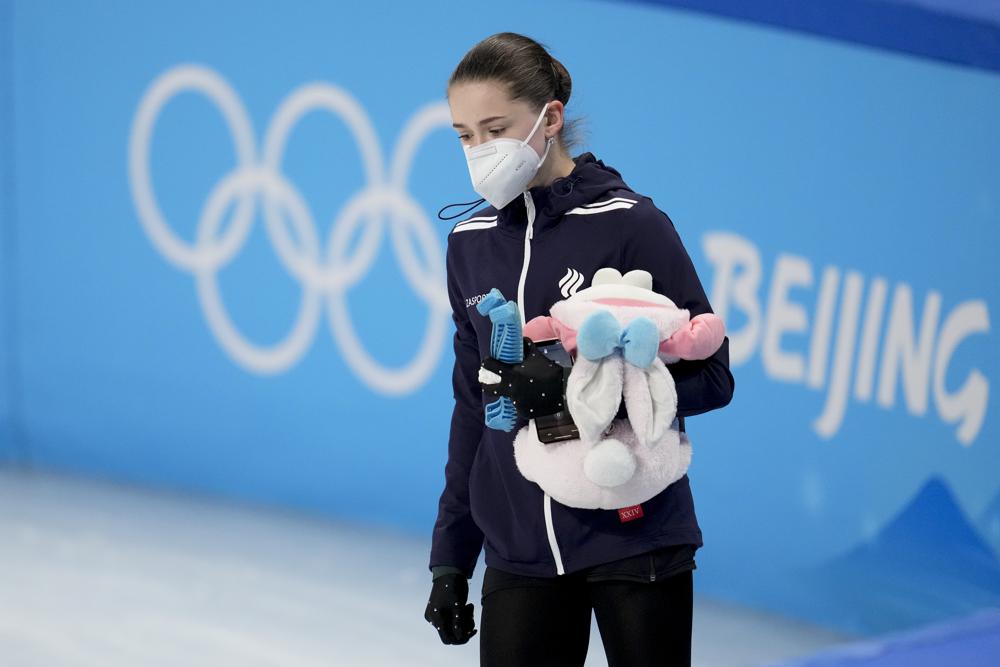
xmin=463 ymin=102 xmax=555 ymax=209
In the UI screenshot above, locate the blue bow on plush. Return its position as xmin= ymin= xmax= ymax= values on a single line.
xmin=576 ymin=311 xmax=660 ymax=368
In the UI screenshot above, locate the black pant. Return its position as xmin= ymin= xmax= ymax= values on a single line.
xmin=479 ymin=563 xmax=694 ymax=666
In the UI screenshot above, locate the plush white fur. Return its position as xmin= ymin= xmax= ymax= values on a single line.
xmin=513 ymin=416 xmax=691 ymax=510
xmin=623 ymin=359 xmax=676 ymax=447
xmin=583 ymin=438 xmax=635 ymax=487
xmin=565 ymin=355 xmax=624 ymax=442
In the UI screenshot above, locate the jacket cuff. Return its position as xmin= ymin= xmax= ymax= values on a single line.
xmin=431 ymin=565 xmax=468 ymax=581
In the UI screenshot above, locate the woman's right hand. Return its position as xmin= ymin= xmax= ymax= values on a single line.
xmin=424 ymin=572 xmax=478 ymax=645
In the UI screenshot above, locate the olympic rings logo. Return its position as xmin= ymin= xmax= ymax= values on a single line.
xmin=127 ymin=64 xmax=452 ymax=395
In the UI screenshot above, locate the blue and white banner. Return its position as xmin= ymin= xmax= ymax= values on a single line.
xmin=1 ymin=0 xmax=998 ymax=637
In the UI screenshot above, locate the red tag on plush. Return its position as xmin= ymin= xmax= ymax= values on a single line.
xmin=618 ymin=504 xmax=644 ymax=523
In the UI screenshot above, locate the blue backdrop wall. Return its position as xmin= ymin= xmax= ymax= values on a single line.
xmin=1 ymin=0 xmax=998 ymax=637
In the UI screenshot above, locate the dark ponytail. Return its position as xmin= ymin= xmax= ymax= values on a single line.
xmin=447 ymin=32 xmax=584 ymax=152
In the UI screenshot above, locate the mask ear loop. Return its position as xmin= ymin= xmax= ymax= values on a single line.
xmin=524 ymin=102 xmax=555 ymax=168
xmin=521 ymin=102 xmax=551 ymax=146
xmin=538 ymin=136 xmax=555 ymax=167
xmin=437 ymin=197 xmax=486 ymax=221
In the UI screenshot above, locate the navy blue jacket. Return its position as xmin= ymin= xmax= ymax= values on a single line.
xmin=429 ymin=152 xmax=734 ymax=579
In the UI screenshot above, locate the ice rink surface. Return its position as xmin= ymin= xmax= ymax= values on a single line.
xmin=0 ymin=467 xmax=850 ymax=666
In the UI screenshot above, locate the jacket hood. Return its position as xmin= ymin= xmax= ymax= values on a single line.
xmin=495 ymin=152 xmax=634 ymax=238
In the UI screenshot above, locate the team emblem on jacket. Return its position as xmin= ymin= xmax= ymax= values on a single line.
xmin=559 ymin=267 xmax=585 ymax=298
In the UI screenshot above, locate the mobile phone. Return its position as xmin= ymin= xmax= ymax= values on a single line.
xmin=532 ymin=338 xmax=580 ymax=444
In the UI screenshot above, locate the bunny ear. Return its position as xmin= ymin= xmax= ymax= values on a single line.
xmin=591 ymin=267 xmax=623 ymax=286
xmin=621 ymin=269 xmax=653 ymax=290
xmin=623 ymin=357 xmax=678 ymax=447
xmin=566 ymin=355 xmax=624 ymax=443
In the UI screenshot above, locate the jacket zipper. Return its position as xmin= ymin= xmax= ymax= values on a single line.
xmin=519 ymin=191 xmax=566 ymax=576
xmin=649 ymin=553 xmax=657 ymax=582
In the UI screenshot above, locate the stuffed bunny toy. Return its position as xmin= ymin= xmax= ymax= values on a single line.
xmin=512 ymin=267 xmax=725 ymax=510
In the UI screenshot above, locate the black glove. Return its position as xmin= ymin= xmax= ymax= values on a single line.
xmin=479 ymin=337 xmax=566 ymax=419
xmin=424 ymin=572 xmax=477 ymax=645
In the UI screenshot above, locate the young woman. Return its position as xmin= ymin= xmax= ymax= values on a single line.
xmin=424 ymin=32 xmax=735 ymax=667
